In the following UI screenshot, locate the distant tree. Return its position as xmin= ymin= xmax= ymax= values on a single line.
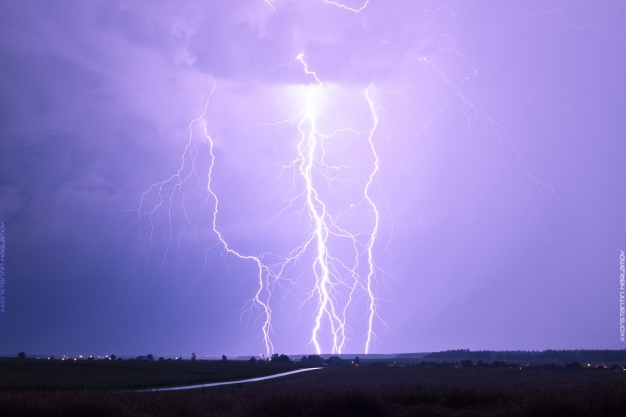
xmin=117 ymin=357 xmax=123 ymax=361
xmin=49 ymin=355 xmax=55 ymax=360
xmin=477 ymin=359 xmax=484 ymax=367
xmin=270 ymin=353 xmax=291 ymax=364
xmin=136 ymin=355 xmax=145 ymax=361
xmin=191 ymin=352 xmax=197 ymax=361
xmin=249 ymin=356 xmax=257 ymax=363
xmin=146 ymin=354 xmax=154 ymax=361
xmin=87 ymin=356 xmax=94 ymax=361
xmin=353 ymin=356 xmax=360 ymax=366
xmin=17 ymin=351 xmax=26 ymax=359
xmin=221 ymin=354 xmax=227 ymax=361
xmin=460 ymin=359 xmax=474 ymax=368
xmin=307 ymin=355 xmax=324 ymax=366
xmin=300 ymin=356 xmax=308 ymax=363
xmin=176 ymin=356 xmax=183 ymax=361
xmin=158 ymin=356 xmax=165 ymax=361
xmin=110 ymin=354 xmax=117 ymax=361
xmin=326 ymin=356 xmax=343 ymax=367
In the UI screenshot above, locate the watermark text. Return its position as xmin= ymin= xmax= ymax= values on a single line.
xmin=619 ymin=250 xmax=626 ymax=342
xmin=0 ymin=222 xmax=5 ymax=313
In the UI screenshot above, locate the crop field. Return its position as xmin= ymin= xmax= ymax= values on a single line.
xmin=1 ymin=359 xmax=626 ymax=416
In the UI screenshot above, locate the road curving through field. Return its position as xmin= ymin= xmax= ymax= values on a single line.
xmin=136 ymin=367 xmax=322 ymax=392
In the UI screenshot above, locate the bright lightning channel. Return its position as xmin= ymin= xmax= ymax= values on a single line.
xmin=124 ymin=0 xmax=573 ymax=357
xmin=363 ymin=89 xmax=380 ymax=354
xmin=203 ymin=117 xmax=275 ymax=356
xmin=290 ymin=54 xmax=384 ymax=354
xmin=128 ymin=52 xmax=387 ymax=356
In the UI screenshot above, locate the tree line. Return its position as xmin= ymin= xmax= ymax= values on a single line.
xmin=412 ymin=349 xmax=626 ymax=362
xmin=15 ymin=350 xmax=360 ymax=366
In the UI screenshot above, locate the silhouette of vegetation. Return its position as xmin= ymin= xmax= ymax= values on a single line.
xmin=191 ymin=352 xmax=197 ymax=361
xmin=17 ymin=352 xmax=25 ymax=359
xmin=411 ymin=349 xmax=626 ymax=362
xmin=248 ymin=357 xmax=257 ymax=363
xmin=326 ymin=355 xmax=346 ymax=367
xmin=222 ymin=355 xmax=227 ymax=361
xmin=460 ymin=359 xmax=473 ymax=368
xmin=304 ymin=354 xmax=324 ymax=366
xmin=270 ymin=353 xmax=291 ymax=364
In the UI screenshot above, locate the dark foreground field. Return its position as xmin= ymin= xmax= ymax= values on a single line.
xmin=0 ymin=358 xmax=301 ymax=390
xmin=2 ymin=361 xmax=626 ymax=416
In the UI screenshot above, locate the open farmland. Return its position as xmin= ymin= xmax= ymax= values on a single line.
xmin=2 ymin=359 xmax=626 ymax=416
xmin=0 ymin=358 xmax=301 ymax=390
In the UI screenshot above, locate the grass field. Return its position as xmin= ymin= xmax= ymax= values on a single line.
xmin=0 ymin=358 xmax=302 ymax=390
xmin=2 ymin=359 xmax=626 ymax=416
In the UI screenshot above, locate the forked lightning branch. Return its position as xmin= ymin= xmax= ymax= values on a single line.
xmin=125 ymin=55 xmax=387 ymax=355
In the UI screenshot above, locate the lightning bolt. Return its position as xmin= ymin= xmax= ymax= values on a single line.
xmin=116 ymin=0 xmax=584 ymax=356
xmin=203 ymin=117 xmax=275 ymax=356
xmin=115 ymin=80 xmax=276 ymax=355
xmin=294 ymin=54 xmax=338 ymax=354
xmin=120 ymin=50 xmax=388 ymax=355
xmin=363 ymin=89 xmax=380 ymax=353
xmin=323 ymin=0 xmax=369 ymax=13
xmin=292 ymin=54 xmax=385 ymax=354
xmin=527 ymin=7 xmax=626 ymax=43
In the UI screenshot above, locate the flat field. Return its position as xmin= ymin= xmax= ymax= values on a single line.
xmin=0 ymin=358 xmax=301 ymax=390
xmin=1 ymin=360 xmax=626 ymax=416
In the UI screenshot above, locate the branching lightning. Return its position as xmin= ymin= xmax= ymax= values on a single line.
xmin=203 ymin=116 xmax=275 ymax=356
xmin=116 ymin=0 xmax=590 ymax=356
xmin=323 ymin=0 xmax=369 ymax=13
xmin=289 ymin=54 xmax=385 ymax=354
xmin=121 ymin=48 xmax=387 ymax=355
xmin=334 ymin=2 xmax=569 ymax=254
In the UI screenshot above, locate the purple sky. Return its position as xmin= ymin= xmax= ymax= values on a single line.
xmin=1 ymin=0 xmax=625 ymax=357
